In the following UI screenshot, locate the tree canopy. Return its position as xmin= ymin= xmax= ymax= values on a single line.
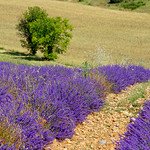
xmin=17 ymin=6 xmax=73 ymax=60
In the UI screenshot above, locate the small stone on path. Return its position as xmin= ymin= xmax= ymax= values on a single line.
xmin=99 ymin=140 xmax=107 ymax=145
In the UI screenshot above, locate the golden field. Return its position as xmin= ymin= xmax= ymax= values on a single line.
xmin=0 ymin=0 xmax=150 ymax=67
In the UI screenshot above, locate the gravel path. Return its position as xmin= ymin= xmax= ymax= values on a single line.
xmin=46 ymin=83 xmax=150 ymax=150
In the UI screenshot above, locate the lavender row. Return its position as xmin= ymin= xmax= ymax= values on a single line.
xmin=97 ymin=65 xmax=150 ymax=93
xmin=115 ymin=99 xmax=150 ymax=150
xmin=0 ymin=62 xmax=105 ymax=149
xmin=0 ymin=84 xmax=54 ymax=150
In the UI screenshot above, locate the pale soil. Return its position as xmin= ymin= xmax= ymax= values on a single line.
xmin=46 ymin=84 xmax=150 ymax=150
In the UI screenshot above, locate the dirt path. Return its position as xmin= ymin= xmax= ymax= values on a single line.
xmin=46 ymin=83 xmax=150 ymax=150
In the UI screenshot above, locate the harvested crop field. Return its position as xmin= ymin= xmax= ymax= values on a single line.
xmin=0 ymin=0 xmax=150 ymax=67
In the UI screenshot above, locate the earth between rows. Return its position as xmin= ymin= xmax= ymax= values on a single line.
xmin=46 ymin=83 xmax=150 ymax=150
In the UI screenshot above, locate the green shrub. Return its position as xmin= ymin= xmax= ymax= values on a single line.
xmin=78 ymin=0 xmax=93 ymax=6
xmin=17 ymin=6 xmax=73 ymax=60
xmin=29 ymin=17 xmax=72 ymax=60
xmin=16 ymin=6 xmax=48 ymax=55
xmin=0 ymin=47 xmax=4 ymax=50
xmin=121 ymin=0 xmax=145 ymax=9
xmin=44 ymin=52 xmax=58 ymax=60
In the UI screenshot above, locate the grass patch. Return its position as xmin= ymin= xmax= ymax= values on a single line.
xmin=116 ymin=81 xmax=150 ymax=115
xmin=78 ymin=0 xmax=93 ymax=5
xmin=128 ymin=85 xmax=146 ymax=103
xmin=0 ymin=47 xmax=4 ymax=50
xmin=101 ymin=80 xmax=150 ymax=116
xmin=0 ymin=50 xmax=63 ymax=67
xmin=121 ymin=0 xmax=146 ymax=10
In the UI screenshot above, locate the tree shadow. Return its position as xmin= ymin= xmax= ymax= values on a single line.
xmin=18 ymin=56 xmax=43 ymax=61
xmin=2 ymin=51 xmax=43 ymax=61
xmin=3 ymin=51 xmax=28 ymax=56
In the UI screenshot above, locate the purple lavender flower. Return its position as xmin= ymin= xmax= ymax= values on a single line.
xmin=115 ymin=100 xmax=150 ymax=150
xmin=97 ymin=65 xmax=150 ymax=93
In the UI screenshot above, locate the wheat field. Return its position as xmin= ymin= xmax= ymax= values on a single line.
xmin=0 ymin=0 xmax=150 ymax=67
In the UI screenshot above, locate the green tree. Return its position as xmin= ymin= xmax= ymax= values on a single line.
xmin=29 ymin=17 xmax=73 ymax=60
xmin=16 ymin=6 xmax=48 ymax=55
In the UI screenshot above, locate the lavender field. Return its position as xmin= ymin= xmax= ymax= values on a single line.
xmin=0 ymin=62 xmax=150 ymax=150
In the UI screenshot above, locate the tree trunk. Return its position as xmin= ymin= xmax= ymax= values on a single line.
xmin=47 ymin=46 xmax=53 ymax=54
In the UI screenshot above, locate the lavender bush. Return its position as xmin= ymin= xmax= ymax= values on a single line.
xmin=0 ymin=84 xmax=54 ymax=150
xmin=0 ymin=62 xmax=150 ymax=149
xmin=115 ymin=100 xmax=150 ymax=150
xmin=0 ymin=62 xmax=105 ymax=149
xmin=97 ymin=65 xmax=150 ymax=93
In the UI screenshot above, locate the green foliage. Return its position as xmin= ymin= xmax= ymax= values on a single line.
xmin=0 ymin=47 xmax=4 ymax=50
xmin=128 ymin=86 xmax=146 ymax=104
xmin=82 ymin=1 xmax=93 ymax=5
xmin=29 ymin=17 xmax=73 ymax=60
xmin=16 ymin=6 xmax=48 ymax=55
xmin=126 ymin=86 xmax=146 ymax=114
xmin=121 ymin=0 xmax=145 ymax=9
xmin=78 ymin=0 xmax=93 ymax=6
xmin=44 ymin=52 xmax=58 ymax=60
xmin=114 ymin=80 xmax=150 ymax=115
xmin=17 ymin=6 xmax=73 ymax=60
xmin=82 ymin=61 xmax=91 ymax=78
xmin=109 ymin=0 xmax=146 ymax=9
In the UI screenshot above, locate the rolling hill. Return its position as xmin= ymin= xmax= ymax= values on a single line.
xmin=0 ymin=0 xmax=150 ymax=67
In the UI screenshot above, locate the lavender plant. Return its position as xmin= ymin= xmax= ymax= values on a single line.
xmin=97 ymin=65 xmax=150 ymax=93
xmin=0 ymin=62 xmax=105 ymax=149
xmin=0 ymin=84 xmax=54 ymax=150
xmin=115 ymin=100 xmax=150 ymax=150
